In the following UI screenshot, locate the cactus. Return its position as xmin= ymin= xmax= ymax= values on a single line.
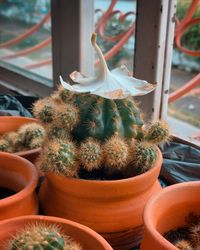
xmin=145 ymin=120 xmax=170 ymax=144
xmin=39 ymin=140 xmax=78 ymax=177
xmin=0 ymin=138 xmax=10 ymax=152
xmin=56 ymin=103 xmax=79 ymax=131
xmin=79 ymin=138 xmax=103 ymax=171
xmin=16 ymin=123 xmax=45 ymax=151
xmin=174 ymin=239 xmax=192 ymax=250
xmin=7 ymin=223 xmax=82 ymax=250
xmin=190 ymin=224 xmax=200 ymax=247
xmin=47 ymin=125 xmax=70 ymax=140
xmin=104 ymin=135 xmax=129 ymax=169
xmin=3 ymin=132 xmax=18 ymax=147
xmin=71 ymin=96 xmax=144 ymax=142
xmin=133 ymin=142 xmax=158 ymax=173
xmin=57 ymin=85 xmax=74 ymax=104
xmin=33 ymin=97 xmax=57 ymax=124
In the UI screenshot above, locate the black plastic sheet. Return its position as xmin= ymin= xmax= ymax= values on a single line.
xmin=160 ymin=142 xmax=200 ymax=184
xmin=0 ymin=95 xmax=32 ymax=117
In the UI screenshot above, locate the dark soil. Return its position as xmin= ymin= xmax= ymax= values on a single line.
xmin=163 ymin=213 xmax=200 ymax=249
xmin=0 ymin=187 xmax=16 ymax=199
xmin=78 ymin=164 xmax=139 ymax=181
xmin=163 ymin=227 xmax=191 ymax=244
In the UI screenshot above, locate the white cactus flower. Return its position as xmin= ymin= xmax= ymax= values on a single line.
xmin=60 ymin=33 xmax=156 ymax=99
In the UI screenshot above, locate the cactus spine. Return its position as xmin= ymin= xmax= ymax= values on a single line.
xmin=133 ymin=142 xmax=158 ymax=173
xmin=104 ymin=135 xmax=129 ymax=169
xmin=6 ymin=223 xmax=82 ymax=250
xmin=174 ymin=239 xmax=192 ymax=250
xmin=39 ymin=140 xmax=77 ymax=177
xmin=145 ymin=121 xmax=170 ymax=144
xmin=0 ymin=138 xmax=10 ymax=152
xmin=79 ymin=138 xmax=103 ymax=171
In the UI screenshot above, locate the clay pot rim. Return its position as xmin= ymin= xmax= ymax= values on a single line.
xmin=0 ymin=215 xmax=113 ymax=249
xmin=0 ymin=152 xmax=38 ymax=207
xmin=0 ymin=116 xmax=41 ymax=156
xmin=143 ymin=181 xmax=200 ymax=249
xmin=47 ymin=146 xmax=162 ymax=185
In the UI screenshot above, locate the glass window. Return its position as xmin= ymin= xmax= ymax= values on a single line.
xmin=0 ymin=0 xmax=52 ymax=86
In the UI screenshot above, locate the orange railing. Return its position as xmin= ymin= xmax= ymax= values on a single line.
xmin=0 ymin=0 xmax=199 ymax=103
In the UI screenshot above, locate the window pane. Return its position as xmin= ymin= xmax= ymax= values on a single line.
xmin=0 ymin=0 xmax=52 ymax=86
xmin=94 ymin=0 xmax=136 ymax=73
xmin=168 ymin=0 xmax=200 ymax=145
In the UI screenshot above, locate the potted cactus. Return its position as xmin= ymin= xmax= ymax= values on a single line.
xmin=0 ymin=152 xmax=38 ymax=220
xmin=0 ymin=116 xmax=45 ymax=163
xmin=141 ymin=182 xmax=200 ymax=250
xmin=0 ymin=215 xmax=112 ymax=250
xmin=35 ymin=33 xmax=170 ymax=249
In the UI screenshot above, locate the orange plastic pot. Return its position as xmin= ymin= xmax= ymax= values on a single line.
xmin=0 ymin=116 xmax=41 ymax=163
xmin=141 ymin=181 xmax=200 ymax=250
xmin=39 ymin=148 xmax=163 ymax=250
xmin=0 ymin=152 xmax=38 ymax=220
xmin=0 ymin=215 xmax=113 ymax=250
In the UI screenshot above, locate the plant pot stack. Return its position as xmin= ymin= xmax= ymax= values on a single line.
xmin=29 ymin=33 xmax=170 ymax=249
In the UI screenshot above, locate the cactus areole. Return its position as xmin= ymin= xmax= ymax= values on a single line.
xmin=60 ymin=33 xmax=156 ymax=141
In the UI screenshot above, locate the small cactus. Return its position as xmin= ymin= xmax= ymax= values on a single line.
xmin=79 ymin=138 xmax=103 ymax=171
xmin=57 ymin=85 xmax=74 ymax=104
xmin=56 ymin=104 xmax=79 ymax=131
xmin=39 ymin=140 xmax=78 ymax=177
xmin=145 ymin=120 xmax=170 ymax=144
xmin=33 ymin=98 xmax=57 ymax=124
xmin=174 ymin=239 xmax=192 ymax=250
xmin=47 ymin=125 xmax=70 ymax=140
xmin=104 ymin=135 xmax=129 ymax=169
xmin=16 ymin=123 xmax=45 ymax=150
xmin=190 ymin=224 xmax=200 ymax=247
xmin=6 ymin=223 xmax=82 ymax=250
xmin=0 ymin=138 xmax=10 ymax=152
xmin=133 ymin=142 xmax=158 ymax=173
xmin=3 ymin=132 xmax=18 ymax=147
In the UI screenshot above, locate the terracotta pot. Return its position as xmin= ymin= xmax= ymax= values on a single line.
xmin=141 ymin=181 xmax=200 ymax=250
xmin=0 ymin=116 xmax=41 ymax=163
xmin=0 ymin=215 xmax=112 ymax=249
xmin=0 ymin=152 xmax=38 ymax=220
xmin=39 ymin=148 xmax=163 ymax=250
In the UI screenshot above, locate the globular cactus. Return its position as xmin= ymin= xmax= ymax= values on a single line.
xmin=39 ymin=139 xmax=78 ymax=177
xmin=16 ymin=123 xmax=45 ymax=150
xmin=174 ymin=239 xmax=192 ymax=250
xmin=3 ymin=132 xmax=18 ymax=147
xmin=190 ymin=224 xmax=200 ymax=248
xmin=57 ymin=85 xmax=75 ymax=104
xmin=145 ymin=120 xmax=170 ymax=144
xmin=6 ymin=223 xmax=82 ymax=250
xmin=79 ymin=138 xmax=103 ymax=171
xmin=104 ymin=135 xmax=129 ymax=169
xmin=71 ymin=95 xmax=144 ymax=142
xmin=133 ymin=142 xmax=158 ymax=173
xmin=33 ymin=97 xmax=57 ymax=124
xmin=0 ymin=138 xmax=10 ymax=152
xmin=47 ymin=125 xmax=70 ymax=140
xmin=56 ymin=104 xmax=79 ymax=131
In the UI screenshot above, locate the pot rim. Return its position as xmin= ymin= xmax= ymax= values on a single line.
xmin=47 ymin=146 xmax=163 ymax=185
xmin=143 ymin=181 xmax=200 ymax=249
xmin=0 ymin=215 xmax=113 ymax=249
xmin=0 ymin=152 xmax=38 ymax=207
